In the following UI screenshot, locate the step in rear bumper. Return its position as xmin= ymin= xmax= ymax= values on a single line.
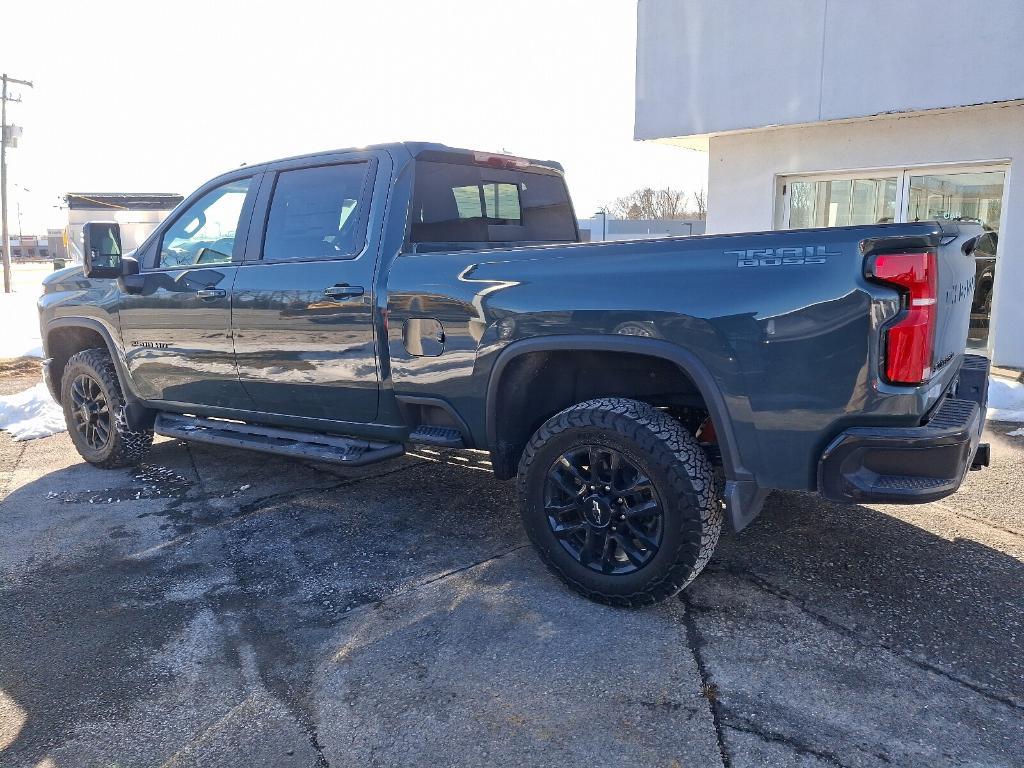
xmin=818 ymin=355 xmax=989 ymax=504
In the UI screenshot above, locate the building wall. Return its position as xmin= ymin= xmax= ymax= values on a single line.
xmin=47 ymin=229 xmax=67 ymax=261
xmin=67 ymin=209 xmax=173 ymax=255
xmin=704 ymin=102 xmax=1024 ymax=367
xmin=577 ymin=217 xmax=705 ymax=241
xmin=635 ymin=0 xmax=1024 ymax=142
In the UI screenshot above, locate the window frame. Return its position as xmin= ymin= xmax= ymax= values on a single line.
xmin=144 ymin=172 xmax=261 ymax=272
xmin=252 ymin=158 xmax=378 ymax=265
xmin=776 ymin=161 xmax=1009 ymax=230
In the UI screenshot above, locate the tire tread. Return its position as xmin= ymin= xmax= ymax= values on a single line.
xmin=517 ymin=397 xmax=722 ymax=607
xmin=62 ymin=348 xmax=153 ymax=468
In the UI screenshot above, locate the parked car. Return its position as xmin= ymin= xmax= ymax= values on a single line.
xmin=969 ymin=229 xmax=997 ymax=318
xmin=38 ymin=143 xmax=989 ymax=606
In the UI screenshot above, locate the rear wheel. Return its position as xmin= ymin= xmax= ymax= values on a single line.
xmin=61 ymin=348 xmax=154 ymax=468
xmin=517 ymin=397 xmax=722 ymax=606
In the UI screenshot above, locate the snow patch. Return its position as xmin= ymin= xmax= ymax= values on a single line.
xmin=1008 ymin=428 xmax=1024 ymax=437
xmin=987 ymin=376 xmax=1024 ymax=423
xmin=0 ymin=383 xmax=66 ymax=440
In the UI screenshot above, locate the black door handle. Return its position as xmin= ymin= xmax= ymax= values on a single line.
xmin=324 ymin=284 xmax=364 ymax=299
xmin=196 ymin=288 xmax=226 ymax=299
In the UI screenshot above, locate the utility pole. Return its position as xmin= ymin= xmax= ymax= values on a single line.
xmin=2 ymin=73 xmax=33 ymax=293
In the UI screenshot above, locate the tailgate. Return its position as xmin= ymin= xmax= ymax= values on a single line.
xmin=932 ymin=224 xmax=979 ymax=379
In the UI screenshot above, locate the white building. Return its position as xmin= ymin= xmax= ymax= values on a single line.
xmin=635 ymin=0 xmax=1024 ymax=367
xmin=65 ymin=193 xmax=183 ymax=258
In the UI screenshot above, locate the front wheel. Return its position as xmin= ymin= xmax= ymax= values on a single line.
xmin=61 ymin=348 xmax=154 ymax=468
xmin=517 ymin=397 xmax=722 ymax=607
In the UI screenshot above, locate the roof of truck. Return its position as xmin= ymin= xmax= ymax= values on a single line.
xmin=244 ymin=142 xmax=565 ymax=174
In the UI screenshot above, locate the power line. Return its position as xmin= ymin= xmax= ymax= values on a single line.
xmin=2 ymin=73 xmax=33 ymax=294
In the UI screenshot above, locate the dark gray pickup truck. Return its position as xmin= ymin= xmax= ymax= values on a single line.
xmin=38 ymin=142 xmax=990 ymax=605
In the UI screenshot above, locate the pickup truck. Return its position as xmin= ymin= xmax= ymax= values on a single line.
xmin=38 ymin=142 xmax=990 ymax=606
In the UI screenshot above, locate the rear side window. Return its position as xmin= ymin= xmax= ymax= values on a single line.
xmin=263 ymin=162 xmax=370 ymax=262
xmin=411 ymin=161 xmax=576 ymax=245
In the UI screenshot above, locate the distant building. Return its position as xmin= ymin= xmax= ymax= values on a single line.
xmin=9 ymin=235 xmax=49 ymax=259
xmin=47 ymin=228 xmax=67 ymax=261
xmin=577 ymin=216 xmax=705 ymax=242
xmin=65 ymin=192 xmax=183 ymax=256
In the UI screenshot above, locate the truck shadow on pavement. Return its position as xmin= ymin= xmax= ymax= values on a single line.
xmin=0 ymin=438 xmax=1021 ymax=765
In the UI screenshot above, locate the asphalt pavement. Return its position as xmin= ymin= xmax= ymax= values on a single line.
xmin=1 ymin=366 xmax=1022 ymax=767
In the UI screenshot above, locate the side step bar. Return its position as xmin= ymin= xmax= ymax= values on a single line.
xmin=408 ymin=425 xmax=465 ymax=448
xmin=154 ymin=413 xmax=404 ymax=466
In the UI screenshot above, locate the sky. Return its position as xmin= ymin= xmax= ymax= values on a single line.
xmin=3 ymin=0 xmax=707 ymax=234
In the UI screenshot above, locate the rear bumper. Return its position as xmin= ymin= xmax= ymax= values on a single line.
xmin=818 ymin=354 xmax=989 ymax=504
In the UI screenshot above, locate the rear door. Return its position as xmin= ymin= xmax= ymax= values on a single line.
xmin=230 ymin=151 xmax=385 ymax=423
xmin=118 ymin=173 xmax=260 ymax=409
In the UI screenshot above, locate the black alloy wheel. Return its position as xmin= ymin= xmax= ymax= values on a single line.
xmin=544 ymin=445 xmax=664 ymax=574
xmin=69 ymin=372 xmax=111 ymax=450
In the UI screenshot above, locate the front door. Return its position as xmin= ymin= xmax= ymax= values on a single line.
xmin=119 ymin=175 xmax=258 ymax=409
xmin=230 ymin=155 xmax=382 ymax=423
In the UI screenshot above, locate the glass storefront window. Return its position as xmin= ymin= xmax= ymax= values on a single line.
xmin=782 ymin=166 xmax=1008 ymax=355
xmin=905 ymin=170 xmax=1006 ymax=355
xmin=788 ymin=177 xmax=897 ymax=229
xmin=906 ymin=171 xmax=1005 ymax=230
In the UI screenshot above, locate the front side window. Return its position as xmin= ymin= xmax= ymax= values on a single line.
xmin=262 ymin=162 xmax=370 ymax=262
xmin=159 ymin=179 xmax=251 ymax=268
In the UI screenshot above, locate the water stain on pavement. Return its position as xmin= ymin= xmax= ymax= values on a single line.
xmin=44 ymin=464 xmax=193 ymax=504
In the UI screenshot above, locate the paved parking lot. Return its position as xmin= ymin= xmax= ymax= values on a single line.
xmin=1 ymin=368 xmax=1022 ymax=767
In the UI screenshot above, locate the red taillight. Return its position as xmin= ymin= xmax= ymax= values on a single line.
xmin=869 ymin=251 xmax=937 ymax=385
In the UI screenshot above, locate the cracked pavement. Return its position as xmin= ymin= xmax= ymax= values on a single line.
xmin=1 ymin=373 xmax=1022 ymax=766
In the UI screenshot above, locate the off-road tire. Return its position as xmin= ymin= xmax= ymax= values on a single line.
xmin=517 ymin=397 xmax=722 ymax=607
xmin=61 ymin=348 xmax=154 ymax=468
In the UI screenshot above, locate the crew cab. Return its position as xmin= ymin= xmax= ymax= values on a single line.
xmin=38 ymin=142 xmax=989 ymax=606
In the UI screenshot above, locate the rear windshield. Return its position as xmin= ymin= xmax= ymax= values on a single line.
xmin=410 ymin=160 xmax=577 ymax=246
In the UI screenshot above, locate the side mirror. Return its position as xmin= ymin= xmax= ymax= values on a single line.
xmin=119 ymin=255 xmax=144 ymax=294
xmin=83 ymin=222 xmax=123 ymax=279
xmin=961 ymin=235 xmax=980 ymax=257
xmin=977 ymin=231 xmax=998 ymax=258
xmin=121 ymin=255 xmax=140 ymax=276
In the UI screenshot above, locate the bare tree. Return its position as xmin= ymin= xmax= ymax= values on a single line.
xmin=691 ymin=188 xmax=707 ymax=220
xmin=607 ymin=186 xmax=705 ymax=220
xmin=608 ymin=187 xmax=687 ymax=220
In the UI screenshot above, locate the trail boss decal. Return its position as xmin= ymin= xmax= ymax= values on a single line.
xmin=729 ymin=245 xmax=841 ymax=267
xmin=945 ymin=276 xmax=975 ymax=305
xmin=131 ymin=340 xmax=171 ymax=349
